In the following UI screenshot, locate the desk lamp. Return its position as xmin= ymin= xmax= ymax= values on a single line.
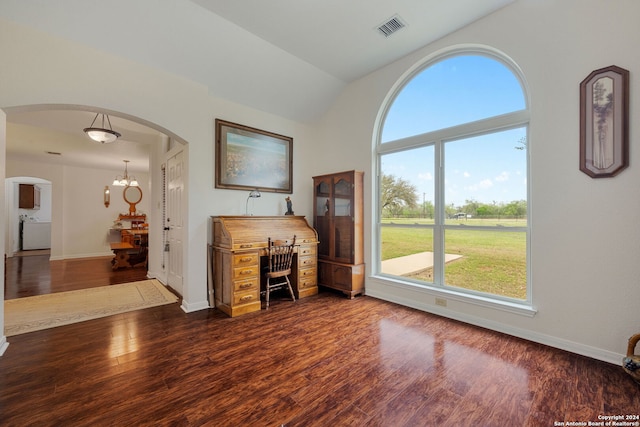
xmin=245 ymin=189 xmax=261 ymax=215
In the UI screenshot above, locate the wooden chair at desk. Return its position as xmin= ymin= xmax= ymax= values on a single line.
xmin=263 ymin=235 xmax=296 ymax=309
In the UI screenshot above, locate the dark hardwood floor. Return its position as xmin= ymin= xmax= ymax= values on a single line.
xmin=2 ymin=255 xmax=639 ymax=426
xmin=4 ymin=254 xmax=148 ymax=299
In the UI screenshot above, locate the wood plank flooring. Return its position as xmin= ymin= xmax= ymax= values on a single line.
xmin=2 ymin=255 xmax=639 ymax=426
xmin=4 ymin=254 xmax=148 ymax=299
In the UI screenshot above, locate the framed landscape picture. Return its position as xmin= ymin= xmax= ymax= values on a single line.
xmin=215 ymin=119 xmax=293 ymax=193
xmin=579 ymin=65 xmax=629 ymax=178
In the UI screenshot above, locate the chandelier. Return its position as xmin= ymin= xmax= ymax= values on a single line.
xmin=83 ymin=113 xmax=121 ymax=143
xmin=112 ymin=160 xmax=138 ymax=187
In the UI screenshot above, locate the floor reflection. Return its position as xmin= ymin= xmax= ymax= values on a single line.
xmin=377 ymin=317 xmax=531 ymax=424
xmin=109 ymin=319 xmax=139 ymax=360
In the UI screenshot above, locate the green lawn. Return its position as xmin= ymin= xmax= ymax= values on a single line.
xmin=381 ymin=219 xmax=527 ymax=300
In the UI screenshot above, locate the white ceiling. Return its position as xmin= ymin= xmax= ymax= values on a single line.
xmin=7 ymin=110 xmax=159 ymax=174
xmin=192 ymin=0 xmax=514 ymax=83
xmin=1 ymin=0 xmax=514 ymax=171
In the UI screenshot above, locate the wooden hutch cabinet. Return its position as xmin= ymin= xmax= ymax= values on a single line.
xmin=313 ymin=170 xmax=364 ymax=298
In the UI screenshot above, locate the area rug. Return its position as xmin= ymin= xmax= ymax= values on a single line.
xmin=4 ymin=279 xmax=178 ymax=336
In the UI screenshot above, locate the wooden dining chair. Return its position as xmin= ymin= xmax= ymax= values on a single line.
xmin=263 ymin=235 xmax=296 ymax=309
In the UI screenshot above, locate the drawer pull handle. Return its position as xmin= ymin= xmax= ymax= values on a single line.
xmin=240 ymin=269 xmax=253 ymax=275
xmin=239 ymin=283 xmax=252 ymax=289
xmin=240 ymin=295 xmax=253 ymax=302
xmin=240 ymin=244 xmax=253 ymax=248
xmin=239 ymin=257 xmax=253 ymax=262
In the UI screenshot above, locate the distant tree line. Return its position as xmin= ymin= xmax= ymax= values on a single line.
xmin=381 ymin=174 xmax=526 ymax=220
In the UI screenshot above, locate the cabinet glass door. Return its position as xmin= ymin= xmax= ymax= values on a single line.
xmin=315 ymin=180 xmax=331 ymax=258
xmin=333 ymin=177 xmax=354 ymax=263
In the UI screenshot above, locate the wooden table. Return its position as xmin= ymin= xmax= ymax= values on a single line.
xmin=121 ymin=229 xmax=148 ymax=246
xmin=110 ymin=242 xmax=134 ymax=270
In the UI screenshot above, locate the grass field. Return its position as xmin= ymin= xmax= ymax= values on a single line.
xmin=381 ymin=218 xmax=527 ymax=300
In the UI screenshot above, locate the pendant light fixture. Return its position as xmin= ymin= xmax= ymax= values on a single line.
xmin=84 ymin=113 xmax=121 ymax=143
xmin=112 ymin=160 xmax=139 ymax=187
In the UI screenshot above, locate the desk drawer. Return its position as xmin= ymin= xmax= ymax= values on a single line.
xmin=298 ymin=245 xmax=316 ymax=256
xmin=232 ymin=242 xmax=267 ymax=251
xmin=233 ymin=265 xmax=259 ymax=279
xmin=233 ymin=290 xmax=259 ymax=305
xmin=298 ymin=275 xmax=317 ymax=290
xmin=233 ymin=253 xmax=259 ymax=266
xmin=233 ymin=278 xmax=258 ymax=293
xmin=299 ymin=267 xmax=317 ymax=280
xmin=298 ymin=255 xmax=316 ymax=268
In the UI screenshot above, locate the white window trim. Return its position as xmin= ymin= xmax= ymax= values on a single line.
xmin=368 ymin=275 xmax=537 ymax=317
xmin=372 ymin=46 xmax=533 ymax=313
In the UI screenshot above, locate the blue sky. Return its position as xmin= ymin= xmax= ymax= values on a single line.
xmin=380 ymin=55 xmax=527 ymax=207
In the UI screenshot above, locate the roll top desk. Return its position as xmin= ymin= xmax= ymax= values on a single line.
xmin=210 ymin=216 xmax=319 ymax=317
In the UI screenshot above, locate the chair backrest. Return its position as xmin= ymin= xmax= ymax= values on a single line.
xmin=267 ymin=235 xmax=296 ymax=273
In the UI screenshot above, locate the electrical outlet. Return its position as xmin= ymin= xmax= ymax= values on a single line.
xmin=435 ymin=298 xmax=447 ymax=307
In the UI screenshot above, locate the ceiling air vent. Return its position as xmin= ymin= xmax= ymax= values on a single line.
xmin=377 ymin=15 xmax=406 ymax=38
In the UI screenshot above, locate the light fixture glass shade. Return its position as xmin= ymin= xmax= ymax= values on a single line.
xmin=112 ymin=160 xmax=138 ymax=187
xmin=83 ymin=113 xmax=121 ymax=143
xmin=85 ymin=128 xmax=120 ymax=144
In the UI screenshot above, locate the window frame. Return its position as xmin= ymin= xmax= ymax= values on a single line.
xmin=373 ymin=47 xmax=534 ymax=315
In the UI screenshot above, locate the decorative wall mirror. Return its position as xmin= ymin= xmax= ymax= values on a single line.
xmin=123 ymin=185 xmax=143 ymax=214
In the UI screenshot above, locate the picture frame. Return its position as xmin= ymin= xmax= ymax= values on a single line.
xmin=215 ymin=119 xmax=293 ymax=193
xmin=579 ymin=65 xmax=629 ymax=178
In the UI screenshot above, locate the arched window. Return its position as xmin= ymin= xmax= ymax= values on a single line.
xmin=376 ymin=50 xmax=530 ymax=304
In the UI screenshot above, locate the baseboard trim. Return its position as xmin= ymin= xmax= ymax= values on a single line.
xmin=0 ymin=335 xmax=9 ymax=356
xmin=365 ymin=288 xmax=623 ymax=366
xmin=50 ymin=252 xmax=112 ymax=261
xmin=181 ymin=299 xmax=210 ymax=313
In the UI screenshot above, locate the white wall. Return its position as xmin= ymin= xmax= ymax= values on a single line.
xmin=6 ymin=159 xmax=149 ymax=259
xmin=314 ymin=0 xmax=640 ymax=364
xmin=0 ymin=17 xmax=317 ymax=318
xmin=0 ymin=109 xmax=8 ymax=356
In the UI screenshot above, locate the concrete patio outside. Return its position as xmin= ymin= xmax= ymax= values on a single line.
xmin=381 ymin=251 xmax=462 ymax=276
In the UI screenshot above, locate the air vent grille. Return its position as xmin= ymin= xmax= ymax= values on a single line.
xmin=377 ymin=15 xmax=406 ymax=38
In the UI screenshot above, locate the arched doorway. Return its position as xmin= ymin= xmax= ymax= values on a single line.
xmin=3 ymin=105 xmax=187 ymax=297
xmin=5 ymin=176 xmax=52 ymax=255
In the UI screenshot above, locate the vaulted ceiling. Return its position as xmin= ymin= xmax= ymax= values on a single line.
xmin=1 ymin=0 xmax=514 ymax=170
